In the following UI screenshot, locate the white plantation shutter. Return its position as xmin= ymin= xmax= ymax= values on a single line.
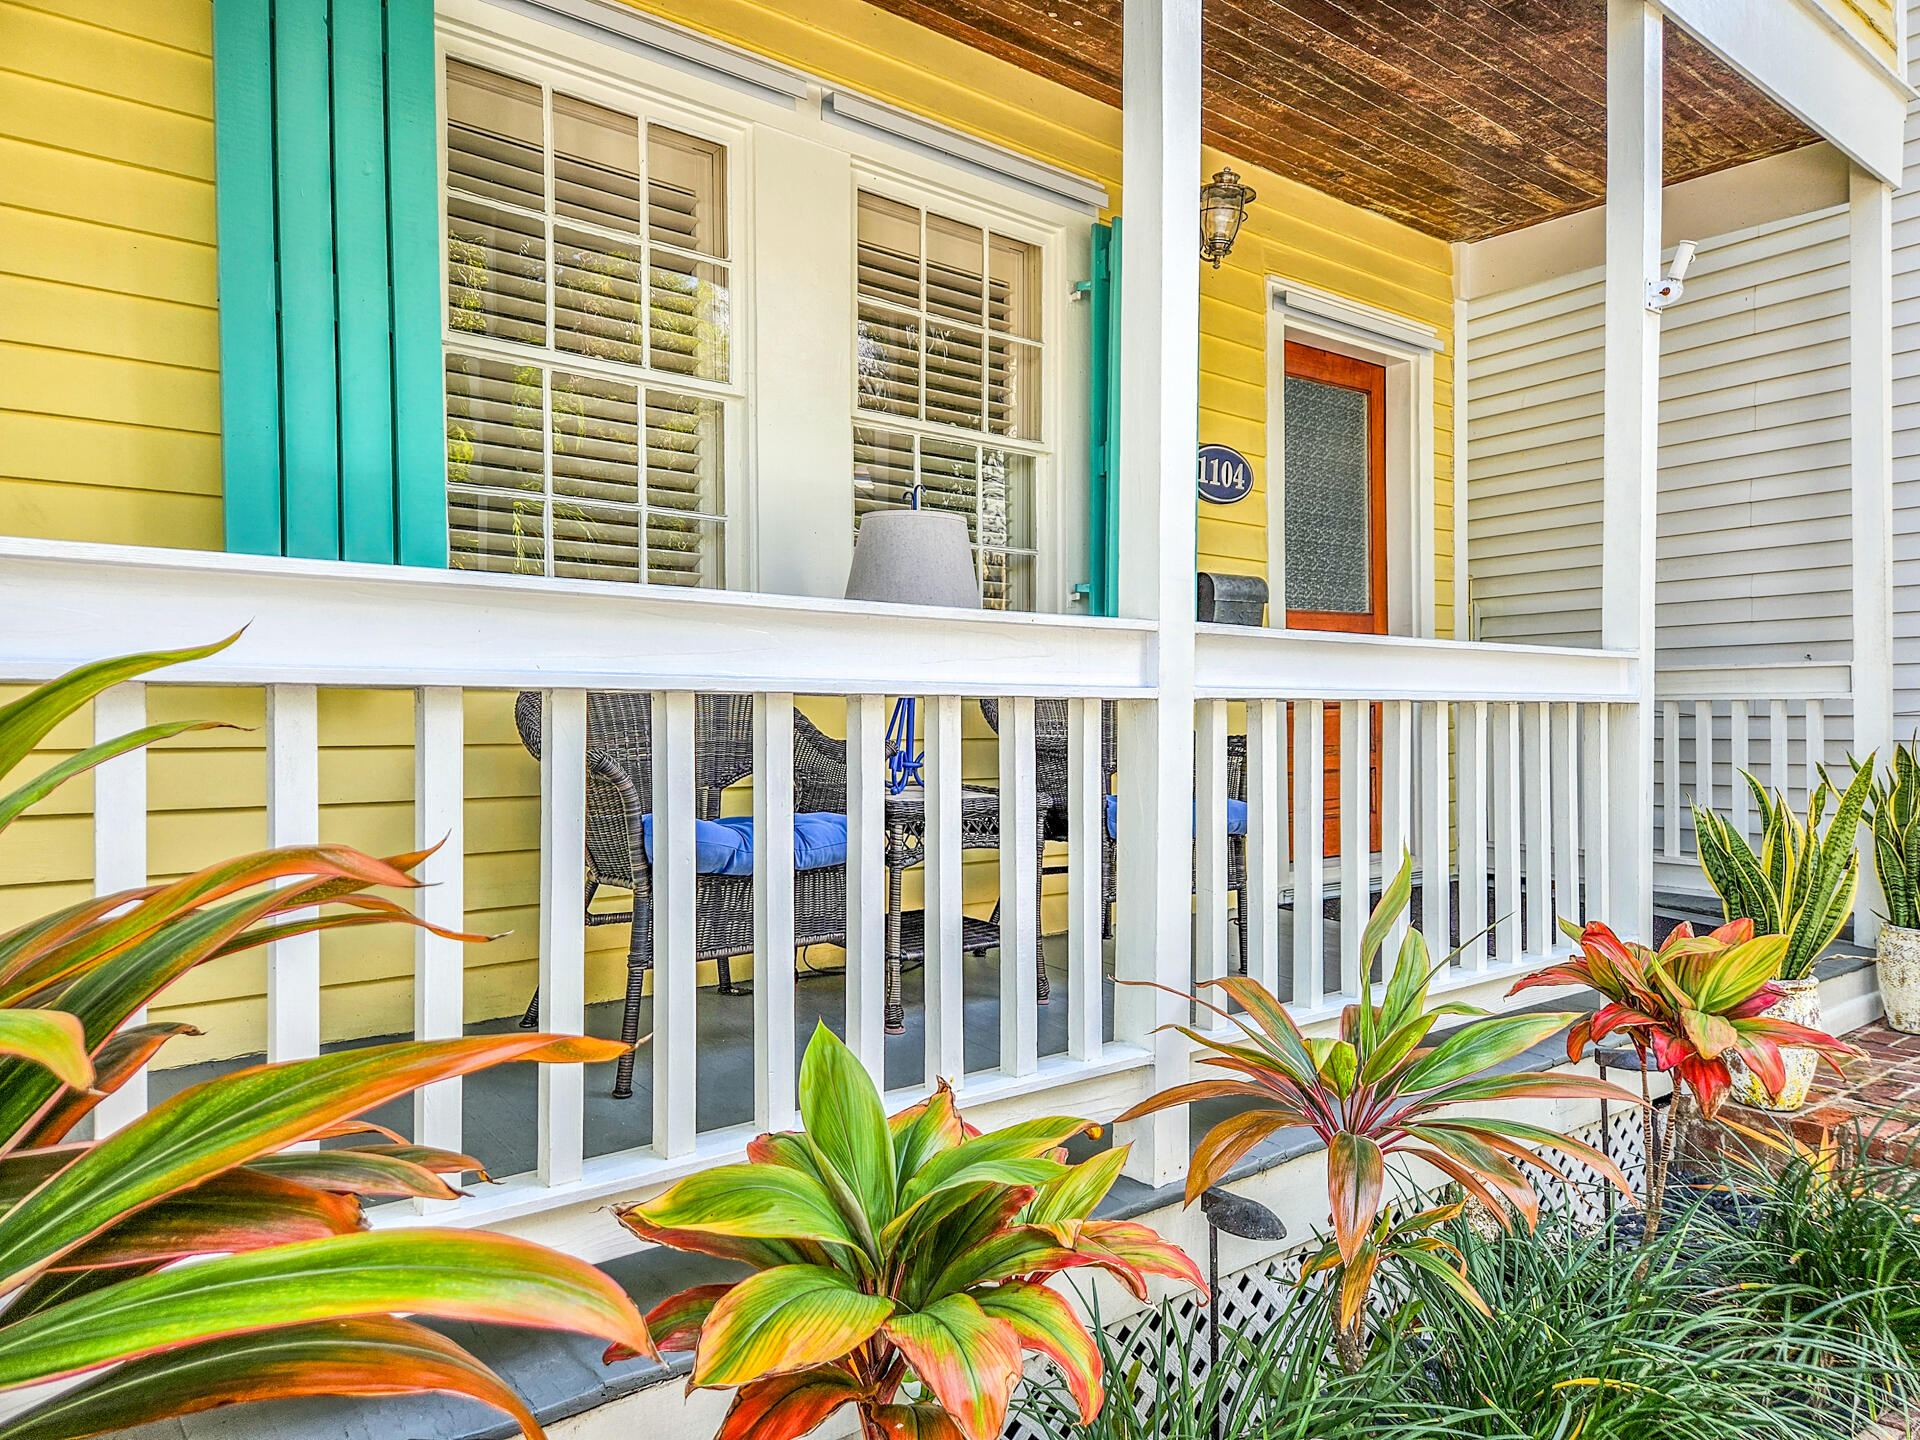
xmin=443 ymin=57 xmax=731 ymax=587
xmin=852 ymin=191 xmax=1044 ymax=610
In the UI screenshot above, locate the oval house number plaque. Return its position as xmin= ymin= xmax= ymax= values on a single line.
xmin=1197 ymin=443 xmax=1253 ymax=505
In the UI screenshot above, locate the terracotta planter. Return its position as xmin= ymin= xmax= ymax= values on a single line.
xmin=1879 ymin=923 xmax=1920 ymax=1034
xmin=1725 ymin=975 xmax=1822 ymax=1112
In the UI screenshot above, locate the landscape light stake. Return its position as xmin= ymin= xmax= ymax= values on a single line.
xmin=1199 ymin=1186 xmax=1287 ymax=1440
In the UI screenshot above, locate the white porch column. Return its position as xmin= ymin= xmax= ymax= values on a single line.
xmin=1851 ymin=165 xmax=1895 ymax=948
xmin=1112 ymin=0 xmax=1201 ymax=1187
xmin=1601 ymin=0 xmax=1662 ymax=943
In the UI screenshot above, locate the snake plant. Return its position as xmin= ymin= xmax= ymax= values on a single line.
xmin=1861 ymin=741 xmax=1920 ymax=930
xmin=1690 ymin=761 xmax=1873 ymax=981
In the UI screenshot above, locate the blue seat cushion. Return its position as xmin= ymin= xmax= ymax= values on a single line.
xmin=1103 ymin=794 xmax=1248 ymax=840
xmin=638 ymin=813 xmax=849 ymax=876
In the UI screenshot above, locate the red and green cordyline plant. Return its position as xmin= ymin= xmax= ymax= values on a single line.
xmin=615 ymin=1021 xmax=1203 ymax=1440
xmin=1513 ymin=916 xmax=1862 ymax=1239
xmin=1116 ymin=855 xmax=1638 ymax=1371
xmin=0 ymin=640 xmax=662 ymax=1440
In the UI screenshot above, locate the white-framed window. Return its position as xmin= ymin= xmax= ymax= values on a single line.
xmin=852 ymin=189 xmax=1047 ymax=610
xmin=440 ymin=53 xmax=738 ymax=586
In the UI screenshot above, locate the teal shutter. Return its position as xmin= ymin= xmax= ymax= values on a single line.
xmin=213 ymin=0 xmax=447 ymax=567
xmin=1086 ymin=219 xmax=1121 ymax=618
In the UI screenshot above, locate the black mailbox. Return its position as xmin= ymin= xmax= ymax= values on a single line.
xmin=1197 ymin=571 xmax=1268 ymax=626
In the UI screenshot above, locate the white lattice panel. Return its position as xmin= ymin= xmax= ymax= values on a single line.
xmin=1006 ymin=1105 xmax=1656 ymax=1440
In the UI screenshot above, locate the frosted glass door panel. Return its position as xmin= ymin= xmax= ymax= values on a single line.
xmin=1283 ymin=375 xmax=1372 ymax=616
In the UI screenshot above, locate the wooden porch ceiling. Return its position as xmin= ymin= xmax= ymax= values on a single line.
xmin=864 ymin=0 xmax=1821 ymax=242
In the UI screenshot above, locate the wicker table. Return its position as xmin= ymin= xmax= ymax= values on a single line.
xmin=883 ymin=786 xmax=1050 ymax=1032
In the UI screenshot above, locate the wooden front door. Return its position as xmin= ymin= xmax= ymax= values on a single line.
xmin=1281 ymin=341 xmax=1387 ymax=856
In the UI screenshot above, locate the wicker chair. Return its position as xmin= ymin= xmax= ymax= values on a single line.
xmin=789 ymin=709 xmax=1048 ymax=1016
xmin=514 ymin=692 xmax=850 ymax=1099
xmin=978 ymin=700 xmax=1249 ymax=974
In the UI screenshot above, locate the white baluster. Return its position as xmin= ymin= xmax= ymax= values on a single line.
xmin=1805 ymin=699 xmax=1826 ymax=794
xmin=1552 ymin=703 xmax=1579 ymax=951
xmin=1066 ymin=696 xmax=1105 ymax=1061
xmin=998 ymin=696 xmax=1039 ymax=1077
xmin=413 ymin=687 xmax=465 ymax=1177
xmin=537 ymin=688 xmax=587 ymax=1185
xmin=1417 ymin=701 xmax=1452 ymax=968
xmin=266 ymin=684 xmax=320 ymax=1064
xmin=1244 ymin=702 xmax=1290 ymax=998
xmin=1291 ymin=700 xmax=1325 ymax=1010
xmin=1770 ymin=698 xmax=1790 ymax=806
xmin=1692 ymin=700 xmax=1713 ymax=851
xmin=755 ymin=695 xmax=798 ymax=1133
xmin=924 ymin=694 xmax=965 ymax=1086
xmin=1581 ymin=705 xmax=1611 ymax=924
xmin=1662 ymin=699 xmax=1681 ymax=859
xmin=1245 ymin=699 xmax=1284 ymax=994
xmin=1338 ymin=700 xmax=1369 ymax=994
xmin=651 ymin=690 xmax=697 ymax=1161
xmin=1730 ymin=699 xmax=1752 ymax=842
xmin=844 ymin=695 xmax=888 ymax=1083
xmin=1455 ymin=701 xmax=1489 ymax=971
xmin=1523 ymin=703 xmax=1554 ymax=958
xmin=90 ymin=683 xmax=148 ymax=1135
xmin=1378 ymin=701 xmax=1414 ymax=961
xmin=1195 ymin=699 xmax=1231 ymax=1028
xmin=1492 ymin=704 xmax=1522 ymax=962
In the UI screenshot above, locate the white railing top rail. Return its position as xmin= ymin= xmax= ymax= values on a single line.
xmin=1656 ymin=663 xmax=1853 ymax=703
xmin=0 ymin=538 xmax=1156 ymax=697
xmin=0 ymin=538 xmax=1648 ymax=704
xmin=1193 ymin=623 xmax=1638 ymax=703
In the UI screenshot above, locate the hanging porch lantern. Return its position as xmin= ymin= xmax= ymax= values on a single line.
xmin=1199 ymin=167 xmax=1254 ymax=268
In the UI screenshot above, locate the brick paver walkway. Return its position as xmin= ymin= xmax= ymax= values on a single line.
xmin=1692 ymin=1021 xmax=1920 ymax=1168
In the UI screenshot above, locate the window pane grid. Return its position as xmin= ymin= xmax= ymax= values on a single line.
xmin=853 ymin=425 xmax=1034 ymax=611
xmin=448 ymin=351 xmax=726 ymax=587
xmin=853 ymin=192 xmax=1044 ymax=611
xmin=445 ymin=58 xmax=731 ymax=382
xmin=444 ymin=55 xmax=732 ymax=587
xmin=854 ymin=191 xmax=1043 ymax=445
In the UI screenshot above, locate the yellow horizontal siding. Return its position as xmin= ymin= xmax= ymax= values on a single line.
xmin=0 ymin=0 xmax=1458 ymax=1064
xmin=0 ymin=0 xmax=221 ymax=562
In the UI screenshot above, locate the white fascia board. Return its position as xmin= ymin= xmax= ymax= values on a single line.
xmin=1659 ymin=0 xmax=1908 ymax=186
xmin=1270 ymin=280 xmax=1444 ymax=355
xmin=1192 ymin=625 xmax=1638 ymax=703
xmin=821 ymin=90 xmax=1110 ymax=215
xmin=475 ymin=0 xmax=809 ymax=107
xmin=0 ymin=538 xmax=1155 ymax=697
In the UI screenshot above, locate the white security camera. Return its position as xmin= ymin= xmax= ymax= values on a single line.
xmin=1647 ymin=240 xmax=1697 ymax=313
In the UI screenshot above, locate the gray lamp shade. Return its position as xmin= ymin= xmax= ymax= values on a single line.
xmin=845 ymin=510 xmax=982 ymax=609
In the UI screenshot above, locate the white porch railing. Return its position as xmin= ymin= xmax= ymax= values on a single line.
xmin=1194 ymin=627 xmax=1638 ymax=1017
xmin=1653 ymin=663 xmax=1854 ymax=885
xmin=3 ymin=539 xmax=1645 ymax=1248
xmin=0 ymin=541 xmax=1159 ymax=1244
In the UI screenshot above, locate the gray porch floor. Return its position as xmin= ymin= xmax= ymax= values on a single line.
xmin=144 ymin=905 xmax=1354 ymax=1179
xmin=139 ymin=876 xmax=1705 ymax=1178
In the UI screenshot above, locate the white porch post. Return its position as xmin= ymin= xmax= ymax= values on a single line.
xmin=1851 ymin=165 xmax=1895 ymax=948
xmin=1113 ymin=0 xmax=1201 ymax=1187
xmin=1601 ymin=0 xmax=1662 ymax=943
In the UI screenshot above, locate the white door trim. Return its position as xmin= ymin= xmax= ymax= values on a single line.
xmin=1264 ymin=279 xmax=1440 ymax=639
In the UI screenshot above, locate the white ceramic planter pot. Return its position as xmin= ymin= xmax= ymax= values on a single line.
xmin=1725 ymin=975 xmax=1822 ymax=1112
xmin=1878 ymin=923 xmax=1920 ymax=1034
